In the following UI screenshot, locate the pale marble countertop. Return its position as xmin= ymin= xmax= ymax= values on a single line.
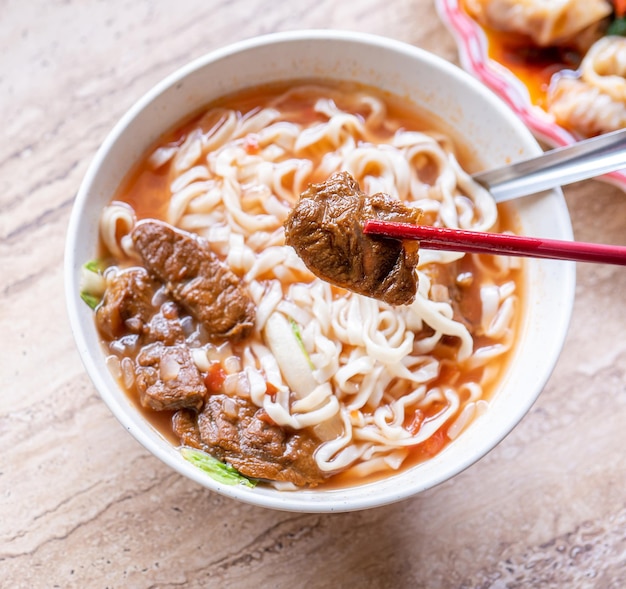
xmin=2 ymin=1 xmax=626 ymax=587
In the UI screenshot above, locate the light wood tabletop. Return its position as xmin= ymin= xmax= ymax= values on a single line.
xmin=2 ymin=1 xmax=626 ymax=587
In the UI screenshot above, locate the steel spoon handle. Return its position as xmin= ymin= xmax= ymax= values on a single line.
xmin=473 ymin=128 xmax=626 ymax=202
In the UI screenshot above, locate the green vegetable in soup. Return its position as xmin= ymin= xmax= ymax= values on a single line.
xmin=84 ymin=259 xmax=107 ymax=273
xmin=263 ymin=311 xmax=318 ymax=398
xmin=80 ymin=259 xmax=107 ymax=309
xmin=181 ymin=447 xmax=257 ymax=488
xmin=290 ymin=318 xmax=315 ymax=370
xmin=80 ymin=292 xmax=101 ymax=310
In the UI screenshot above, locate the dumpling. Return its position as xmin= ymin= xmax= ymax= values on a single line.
xmin=546 ymin=76 xmax=626 ymax=137
xmin=580 ymin=36 xmax=626 ymax=102
xmin=465 ymin=0 xmax=612 ymax=48
xmin=547 ymin=36 xmax=626 ymax=137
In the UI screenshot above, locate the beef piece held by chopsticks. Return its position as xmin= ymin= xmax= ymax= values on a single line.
xmin=284 ymin=171 xmax=422 ymax=306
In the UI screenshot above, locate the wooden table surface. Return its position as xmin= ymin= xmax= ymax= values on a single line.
xmin=2 ymin=1 xmax=626 ymax=587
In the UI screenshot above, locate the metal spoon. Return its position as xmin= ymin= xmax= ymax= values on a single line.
xmin=473 ymin=128 xmax=626 ymax=202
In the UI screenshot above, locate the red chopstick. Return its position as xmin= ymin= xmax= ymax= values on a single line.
xmin=363 ymin=220 xmax=626 ymax=266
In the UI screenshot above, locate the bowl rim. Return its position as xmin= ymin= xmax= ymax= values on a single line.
xmin=65 ymin=28 xmax=576 ymax=512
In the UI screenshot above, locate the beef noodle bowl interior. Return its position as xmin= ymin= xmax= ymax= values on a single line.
xmin=80 ymin=81 xmax=524 ymax=490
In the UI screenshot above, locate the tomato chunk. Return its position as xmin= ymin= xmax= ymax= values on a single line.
xmin=204 ymin=362 xmax=226 ymax=394
xmin=419 ymin=428 xmax=447 ymax=458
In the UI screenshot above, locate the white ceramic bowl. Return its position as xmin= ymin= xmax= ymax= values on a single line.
xmin=65 ymin=30 xmax=575 ymax=512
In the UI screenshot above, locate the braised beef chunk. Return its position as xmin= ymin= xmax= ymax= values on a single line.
xmin=197 ymin=395 xmax=327 ymax=487
xmin=131 ymin=220 xmax=256 ymax=341
xmin=135 ymin=342 xmax=206 ymax=411
xmin=172 ymin=409 xmax=203 ymax=449
xmin=422 ymin=262 xmax=481 ymax=332
xmin=96 ymin=268 xmax=157 ymax=339
xmin=284 ymin=171 xmax=422 ymax=306
xmin=143 ymin=301 xmax=186 ymax=345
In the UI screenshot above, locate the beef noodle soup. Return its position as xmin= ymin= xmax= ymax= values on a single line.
xmin=80 ymin=81 xmax=524 ymax=490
